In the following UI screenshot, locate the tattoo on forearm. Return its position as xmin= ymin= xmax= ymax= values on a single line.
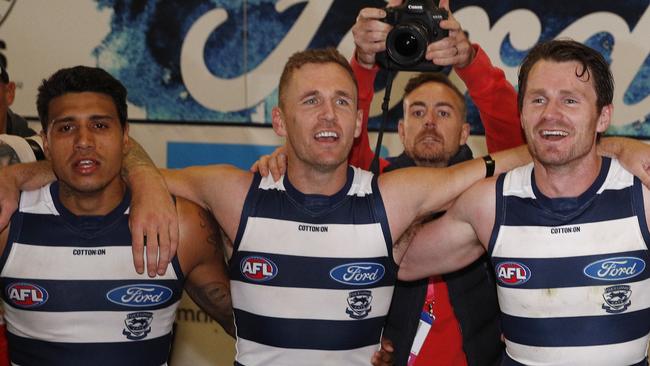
xmin=121 ymin=139 xmax=158 ymax=179
xmin=186 ymin=282 xmax=235 ymax=337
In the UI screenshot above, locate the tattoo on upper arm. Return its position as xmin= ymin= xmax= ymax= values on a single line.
xmin=198 ymin=209 xmax=233 ymax=256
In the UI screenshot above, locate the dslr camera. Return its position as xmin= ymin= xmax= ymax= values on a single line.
xmin=376 ymin=0 xmax=449 ymax=71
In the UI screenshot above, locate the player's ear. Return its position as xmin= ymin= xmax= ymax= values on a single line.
xmin=272 ymin=106 xmax=288 ymax=137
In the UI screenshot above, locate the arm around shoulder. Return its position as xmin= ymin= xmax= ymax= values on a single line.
xmin=599 ymin=137 xmax=650 ymax=187
xmin=162 ymin=164 xmax=252 ymax=241
xmin=397 ymin=178 xmax=496 ymax=281
xmin=0 ymin=161 xmax=55 ymax=230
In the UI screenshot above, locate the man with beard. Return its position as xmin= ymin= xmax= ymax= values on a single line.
xmin=398 ymin=39 xmax=650 ymax=366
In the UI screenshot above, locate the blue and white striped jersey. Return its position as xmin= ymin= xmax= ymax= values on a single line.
xmin=0 ymin=182 xmax=184 ymax=366
xmin=230 ymin=167 xmax=396 ymax=366
xmin=490 ymin=158 xmax=650 ymax=366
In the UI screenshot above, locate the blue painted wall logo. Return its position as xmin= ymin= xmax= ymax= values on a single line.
xmin=330 ymin=262 xmax=385 ymax=286
xmin=107 ymin=284 xmax=173 ymax=307
xmin=583 ymin=257 xmax=645 ymax=281
xmin=6 ymin=282 xmax=48 ymax=308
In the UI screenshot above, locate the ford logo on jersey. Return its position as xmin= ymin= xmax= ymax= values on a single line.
xmin=106 ymin=284 xmax=174 ymax=307
xmin=241 ymin=256 xmax=278 ymax=282
xmin=6 ymin=282 xmax=48 ymax=308
xmin=496 ymin=262 xmax=531 ymax=285
xmin=330 ymin=262 xmax=385 ymax=286
xmin=584 ymin=257 xmax=646 ymax=281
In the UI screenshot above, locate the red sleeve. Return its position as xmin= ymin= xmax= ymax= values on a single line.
xmin=349 ymin=56 xmax=391 ymax=172
xmin=454 ymin=44 xmax=525 ymax=153
xmin=0 ymin=322 xmax=8 ymax=366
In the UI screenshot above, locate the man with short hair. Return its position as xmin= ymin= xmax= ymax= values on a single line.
xmin=369 ymin=72 xmax=506 ymax=365
xmin=140 ymin=47 xmax=531 ymax=365
xmin=399 ymin=39 xmax=650 ymax=366
xmin=347 ymin=1 xmax=521 ymax=363
xmin=0 ymin=66 xmax=233 ymax=366
xmin=0 ymin=64 xmax=35 ymax=137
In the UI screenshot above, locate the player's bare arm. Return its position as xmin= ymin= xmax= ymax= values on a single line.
xmin=381 ymin=144 xmax=530 ymax=261
xmin=397 ymin=177 xmax=496 ymax=281
xmin=598 ymin=136 xmax=650 ymax=187
xmin=176 ymin=197 xmax=235 ymax=337
xmin=161 ymin=165 xmax=253 ymax=241
xmin=0 ymin=161 xmax=54 ymax=229
xmin=122 ymin=138 xmax=179 ymax=276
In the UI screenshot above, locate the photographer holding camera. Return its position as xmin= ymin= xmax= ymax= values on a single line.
xmin=350 ymin=1 xmax=524 ymax=365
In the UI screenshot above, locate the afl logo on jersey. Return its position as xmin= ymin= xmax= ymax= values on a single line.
xmin=330 ymin=262 xmax=385 ymax=286
xmin=496 ymin=262 xmax=531 ymax=285
xmin=6 ymin=282 xmax=48 ymax=308
xmin=107 ymin=284 xmax=174 ymax=307
xmin=584 ymin=257 xmax=645 ymax=281
xmin=241 ymin=256 xmax=278 ymax=282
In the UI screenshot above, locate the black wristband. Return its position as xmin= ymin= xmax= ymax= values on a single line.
xmin=483 ymin=155 xmax=495 ymax=178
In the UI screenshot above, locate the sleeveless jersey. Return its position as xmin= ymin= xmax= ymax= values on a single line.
xmin=0 ymin=182 xmax=184 ymax=366
xmin=229 ymin=167 xmax=396 ymax=365
xmin=489 ymin=158 xmax=650 ymax=366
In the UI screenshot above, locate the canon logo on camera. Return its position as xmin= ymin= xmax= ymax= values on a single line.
xmin=407 ymin=4 xmax=423 ymax=10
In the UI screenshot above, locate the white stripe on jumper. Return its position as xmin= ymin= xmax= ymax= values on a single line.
xmin=1 ymin=244 xmax=177 ymax=280
xmin=231 ymin=280 xmax=393 ymax=321
xmin=238 ymin=218 xmax=388 ymax=258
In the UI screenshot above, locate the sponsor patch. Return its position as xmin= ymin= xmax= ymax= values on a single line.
xmin=107 ymin=284 xmax=173 ymax=307
xmin=602 ymin=285 xmax=632 ymax=313
xmin=330 ymin=262 xmax=385 ymax=286
xmin=6 ymin=282 xmax=48 ymax=308
xmin=584 ymin=257 xmax=645 ymax=281
xmin=122 ymin=312 xmax=153 ymax=340
xmin=240 ymin=256 xmax=278 ymax=282
xmin=346 ymin=290 xmax=373 ymax=319
xmin=496 ymin=262 xmax=531 ymax=285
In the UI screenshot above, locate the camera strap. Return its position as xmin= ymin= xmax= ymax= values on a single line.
xmin=369 ymin=68 xmax=396 ymax=175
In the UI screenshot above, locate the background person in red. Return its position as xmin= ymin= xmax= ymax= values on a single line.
xmin=348 ymin=1 xmax=521 ymax=364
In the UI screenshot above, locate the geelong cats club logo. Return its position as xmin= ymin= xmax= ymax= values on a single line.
xmin=346 ymin=290 xmax=373 ymax=319
xmin=602 ymin=285 xmax=632 ymax=314
xmin=122 ymin=312 xmax=153 ymax=340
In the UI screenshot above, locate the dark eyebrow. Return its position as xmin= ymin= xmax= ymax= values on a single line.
xmin=408 ymin=101 xmax=456 ymax=110
xmin=50 ymin=114 xmax=115 ymax=125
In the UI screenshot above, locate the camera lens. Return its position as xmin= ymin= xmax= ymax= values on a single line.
xmin=386 ymin=23 xmax=428 ymax=67
xmin=394 ymin=33 xmax=419 ymax=57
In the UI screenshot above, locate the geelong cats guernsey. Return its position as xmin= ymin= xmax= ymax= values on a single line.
xmin=0 ymin=183 xmax=184 ymax=366
xmin=230 ymin=167 xmax=396 ymax=366
xmin=489 ymin=158 xmax=650 ymax=366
